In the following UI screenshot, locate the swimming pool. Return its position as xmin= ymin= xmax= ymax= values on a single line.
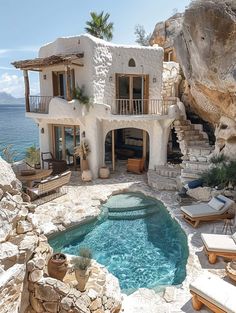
xmin=49 ymin=192 xmax=188 ymax=294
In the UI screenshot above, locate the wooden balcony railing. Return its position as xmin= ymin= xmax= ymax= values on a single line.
xmin=27 ymin=96 xmax=53 ymax=114
xmin=110 ymin=98 xmax=177 ymax=115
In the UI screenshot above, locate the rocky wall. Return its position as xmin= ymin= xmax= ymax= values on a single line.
xmin=26 ymin=257 xmax=122 ymax=313
xmin=0 ymin=157 xmax=122 ymax=313
xmin=0 ymin=157 xmax=39 ymax=313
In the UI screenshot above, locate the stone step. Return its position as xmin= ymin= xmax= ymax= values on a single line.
xmin=177 ymin=129 xmax=200 ymax=136
xmin=189 ymin=155 xmax=208 ymax=162
xmin=188 ymin=146 xmax=214 ymax=156
xmin=184 ymin=139 xmax=209 ymax=146
xmin=182 ymin=160 xmax=210 ymax=171
xmin=181 ymin=169 xmax=202 ymax=179
xmin=177 ymin=134 xmax=203 ymax=141
xmin=192 ymin=124 xmax=203 ymax=132
xmin=147 ymin=170 xmax=177 ymax=191
xmin=174 ymin=125 xmax=195 ymax=131
xmin=173 ymin=120 xmax=191 ymax=126
xmin=155 ymin=165 xmax=181 ymax=178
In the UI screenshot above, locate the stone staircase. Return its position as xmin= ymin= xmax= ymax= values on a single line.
xmin=147 ymin=165 xmax=181 ymax=191
xmin=148 ymin=117 xmax=214 ymax=191
xmin=173 ymin=119 xmax=214 ymax=183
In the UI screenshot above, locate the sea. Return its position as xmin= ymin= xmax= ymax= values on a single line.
xmin=0 ymin=104 xmax=38 ymax=161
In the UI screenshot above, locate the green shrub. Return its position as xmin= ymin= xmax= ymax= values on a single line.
xmin=1 ymin=144 xmax=18 ymax=163
xmin=200 ymin=158 xmax=236 ymax=188
xmin=209 ymin=154 xmax=228 ymax=165
xmin=25 ymin=145 xmax=40 ymax=166
xmin=71 ymin=247 xmax=92 ymax=271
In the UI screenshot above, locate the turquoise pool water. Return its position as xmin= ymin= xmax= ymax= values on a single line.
xmin=49 ymin=193 xmax=188 ymax=294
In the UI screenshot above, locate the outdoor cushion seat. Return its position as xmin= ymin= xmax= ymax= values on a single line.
xmin=181 ymin=195 xmax=235 ymax=228
xmin=201 ymin=232 xmax=236 ymax=264
xmin=181 ymin=203 xmax=219 ymax=218
xmin=27 ymin=170 xmax=71 ymax=200
xmin=189 ymin=272 xmax=236 ymax=312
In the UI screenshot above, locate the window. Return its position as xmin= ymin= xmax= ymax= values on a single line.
xmin=128 ymin=58 xmax=136 ymax=67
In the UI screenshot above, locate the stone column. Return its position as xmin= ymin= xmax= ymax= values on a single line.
xmin=149 ymin=121 xmax=170 ymax=169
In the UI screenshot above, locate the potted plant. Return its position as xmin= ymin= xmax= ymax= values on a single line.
xmin=25 ymin=145 xmax=41 ymax=169
xmin=71 ymin=247 xmax=92 ymax=291
xmin=74 ymin=140 xmax=90 ymax=172
xmin=47 ymin=253 xmax=68 ymax=281
xmin=72 ymin=85 xmax=92 ymax=115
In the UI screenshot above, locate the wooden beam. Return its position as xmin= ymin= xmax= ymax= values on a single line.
xmin=71 ymin=62 xmax=84 ymax=67
xmin=65 ymin=66 xmax=71 ymax=101
xmin=23 ymin=70 xmax=30 ymax=112
xmin=143 ymin=130 xmax=147 ymax=160
xmin=112 ymin=130 xmax=115 ymax=171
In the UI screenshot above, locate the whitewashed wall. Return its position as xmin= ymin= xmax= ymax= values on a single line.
xmin=33 ymin=34 xmax=177 ymax=178
xmin=39 ymin=35 xmax=163 ymax=103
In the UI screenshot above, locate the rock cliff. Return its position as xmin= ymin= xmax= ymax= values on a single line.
xmin=151 ymin=0 xmax=236 ymax=158
xmin=174 ymin=0 xmax=236 ymax=124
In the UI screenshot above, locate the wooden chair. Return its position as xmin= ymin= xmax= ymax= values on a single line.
xmin=41 ymin=152 xmax=68 ymax=174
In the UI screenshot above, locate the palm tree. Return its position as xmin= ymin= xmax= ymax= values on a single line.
xmin=85 ymin=11 xmax=114 ymax=41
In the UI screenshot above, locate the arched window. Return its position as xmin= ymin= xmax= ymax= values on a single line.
xmin=128 ymin=58 xmax=136 ymax=67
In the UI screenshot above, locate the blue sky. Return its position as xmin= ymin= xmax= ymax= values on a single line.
xmin=0 ymin=0 xmax=190 ymax=97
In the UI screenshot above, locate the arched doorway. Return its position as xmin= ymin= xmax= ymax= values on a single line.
xmin=105 ymin=128 xmax=149 ymax=171
xmin=167 ymin=128 xmax=182 ymax=164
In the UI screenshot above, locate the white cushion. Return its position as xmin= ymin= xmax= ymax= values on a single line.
xmin=208 ymin=197 xmax=225 ymax=211
xmin=201 ymin=233 xmax=236 ymax=253
xmin=232 ymin=232 xmax=236 ymax=244
xmin=190 ymin=272 xmax=236 ymax=313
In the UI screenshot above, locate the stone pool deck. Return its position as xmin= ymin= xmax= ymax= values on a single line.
xmin=30 ymin=166 xmax=236 ymax=313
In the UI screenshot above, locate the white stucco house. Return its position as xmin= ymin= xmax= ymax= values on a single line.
xmin=13 ymin=34 xmax=180 ymax=178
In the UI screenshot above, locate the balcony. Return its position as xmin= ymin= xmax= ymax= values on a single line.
xmin=27 ymin=96 xmax=53 ymax=114
xmin=110 ymin=98 xmax=177 ymax=115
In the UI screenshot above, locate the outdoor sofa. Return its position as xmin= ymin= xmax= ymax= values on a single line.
xmin=27 ymin=170 xmax=71 ymax=200
xmin=201 ymin=232 xmax=236 ymax=264
xmin=181 ymin=195 xmax=235 ymax=228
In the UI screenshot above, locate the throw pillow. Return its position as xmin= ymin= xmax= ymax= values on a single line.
xmin=208 ymin=197 xmax=225 ymax=211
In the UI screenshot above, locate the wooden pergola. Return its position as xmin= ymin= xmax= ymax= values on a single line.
xmin=12 ymin=53 xmax=84 ymax=111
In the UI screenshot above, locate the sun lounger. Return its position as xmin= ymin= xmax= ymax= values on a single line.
xmin=201 ymin=232 xmax=236 ymax=264
xmin=181 ymin=195 xmax=235 ymax=227
xmin=190 ymin=272 xmax=236 ymax=312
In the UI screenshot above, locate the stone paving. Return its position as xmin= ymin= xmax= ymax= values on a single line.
xmin=31 ymin=163 xmax=236 ymax=313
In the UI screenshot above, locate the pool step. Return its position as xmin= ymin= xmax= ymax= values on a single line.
xmin=106 ymin=203 xmax=157 ymax=213
xmin=108 ymin=206 xmax=158 ymax=220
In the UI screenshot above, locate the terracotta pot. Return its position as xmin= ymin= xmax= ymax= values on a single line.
xmin=82 ymin=159 xmax=89 ymax=171
xmin=82 ymin=170 xmax=92 ymax=182
xmin=99 ymin=166 xmax=110 ymax=179
xmin=75 ymin=268 xmax=90 ymax=291
xmin=48 ymin=253 xmax=68 ymax=281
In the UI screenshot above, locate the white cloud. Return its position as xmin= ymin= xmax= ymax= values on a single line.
xmin=0 ymin=46 xmax=39 ymax=58
xmin=0 ymin=49 xmax=9 ymax=58
xmin=0 ymin=66 xmax=17 ymax=71
xmin=0 ymin=72 xmax=39 ymax=98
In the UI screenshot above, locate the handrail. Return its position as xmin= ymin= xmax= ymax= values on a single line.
xmin=29 ymin=96 xmax=53 ymax=114
xmin=109 ymin=98 xmax=177 ymax=115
